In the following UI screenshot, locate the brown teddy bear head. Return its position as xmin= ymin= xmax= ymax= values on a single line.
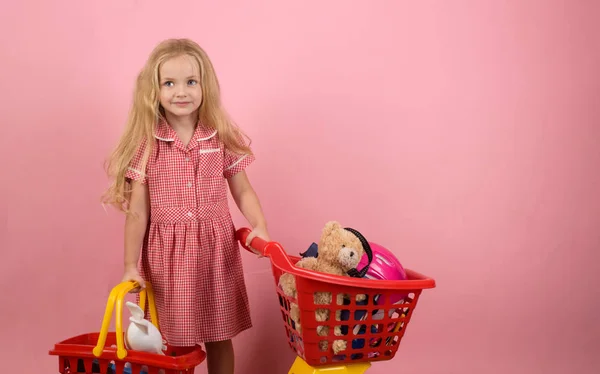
xmin=318 ymin=221 xmax=365 ymax=273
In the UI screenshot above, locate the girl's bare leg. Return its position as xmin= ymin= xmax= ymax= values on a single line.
xmin=205 ymin=339 xmax=234 ymax=374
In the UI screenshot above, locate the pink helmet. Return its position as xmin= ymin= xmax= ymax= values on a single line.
xmin=357 ymin=241 xmax=408 ymax=304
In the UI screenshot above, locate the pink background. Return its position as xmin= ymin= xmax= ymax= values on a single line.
xmin=1 ymin=1 xmax=599 ymax=373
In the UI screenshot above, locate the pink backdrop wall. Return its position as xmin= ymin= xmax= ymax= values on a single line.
xmin=1 ymin=1 xmax=599 ymax=373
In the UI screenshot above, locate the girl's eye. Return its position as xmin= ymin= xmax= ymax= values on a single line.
xmin=188 ymin=80 xmax=198 ymax=86
xmin=164 ymin=81 xmax=173 ymax=87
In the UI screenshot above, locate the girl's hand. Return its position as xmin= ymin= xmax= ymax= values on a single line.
xmin=121 ymin=266 xmax=146 ymax=293
xmin=245 ymin=226 xmax=270 ymax=257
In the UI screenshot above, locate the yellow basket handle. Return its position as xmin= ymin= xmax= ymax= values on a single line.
xmin=92 ymin=281 xmax=160 ymax=360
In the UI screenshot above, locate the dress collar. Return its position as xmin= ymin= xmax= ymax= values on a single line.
xmin=153 ymin=121 xmax=217 ymax=142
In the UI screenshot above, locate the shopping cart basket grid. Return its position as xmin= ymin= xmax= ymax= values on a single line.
xmin=236 ymin=227 xmax=436 ymax=368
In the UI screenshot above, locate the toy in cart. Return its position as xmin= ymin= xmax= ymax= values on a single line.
xmin=236 ymin=221 xmax=436 ymax=373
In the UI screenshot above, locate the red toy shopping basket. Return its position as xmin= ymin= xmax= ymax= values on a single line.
xmin=237 ymin=227 xmax=436 ymax=367
xmin=48 ymin=281 xmax=206 ymax=374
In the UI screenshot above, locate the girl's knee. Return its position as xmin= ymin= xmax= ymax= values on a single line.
xmin=205 ymin=339 xmax=233 ymax=352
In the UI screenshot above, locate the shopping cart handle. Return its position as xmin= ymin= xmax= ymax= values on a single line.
xmin=236 ymin=227 xmax=270 ymax=257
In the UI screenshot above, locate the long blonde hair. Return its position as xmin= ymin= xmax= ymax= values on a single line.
xmin=102 ymin=38 xmax=252 ymax=213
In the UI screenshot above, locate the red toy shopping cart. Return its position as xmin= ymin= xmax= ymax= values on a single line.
xmin=48 ymin=281 xmax=206 ymax=374
xmin=237 ymin=227 xmax=436 ymax=374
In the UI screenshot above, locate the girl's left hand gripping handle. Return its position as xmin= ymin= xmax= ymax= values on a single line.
xmin=236 ymin=227 xmax=269 ymax=257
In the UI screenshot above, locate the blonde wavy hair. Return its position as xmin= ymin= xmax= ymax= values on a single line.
xmin=102 ymin=38 xmax=252 ymax=213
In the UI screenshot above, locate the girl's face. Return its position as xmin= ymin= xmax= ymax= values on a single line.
xmin=158 ymin=54 xmax=203 ymax=122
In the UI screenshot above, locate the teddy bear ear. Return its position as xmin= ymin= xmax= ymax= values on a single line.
xmin=322 ymin=221 xmax=342 ymax=237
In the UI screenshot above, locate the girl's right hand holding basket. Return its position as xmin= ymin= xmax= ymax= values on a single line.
xmin=121 ymin=266 xmax=146 ymax=293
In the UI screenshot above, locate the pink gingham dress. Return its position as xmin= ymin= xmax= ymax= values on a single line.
xmin=125 ymin=121 xmax=254 ymax=345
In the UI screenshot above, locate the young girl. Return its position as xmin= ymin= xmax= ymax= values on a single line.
xmin=102 ymin=38 xmax=269 ymax=374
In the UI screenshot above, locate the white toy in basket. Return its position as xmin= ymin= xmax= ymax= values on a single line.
xmin=124 ymin=301 xmax=167 ymax=355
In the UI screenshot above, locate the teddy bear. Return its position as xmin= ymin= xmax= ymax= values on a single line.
xmin=278 ymin=221 xmax=368 ymax=355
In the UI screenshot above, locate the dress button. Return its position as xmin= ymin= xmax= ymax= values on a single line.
xmin=185 ymin=157 xmax=190 ymax=161
xmin=187 ymin=182 xmax=192 ymax=187
xmin=187 ymin=212 xmax=193 ymax=217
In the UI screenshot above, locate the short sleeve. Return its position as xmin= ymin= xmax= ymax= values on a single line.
xmin=125 ymin=140 xmax=149 ymax=184
xmin=223 ymin=133 xmax=255 ymax=179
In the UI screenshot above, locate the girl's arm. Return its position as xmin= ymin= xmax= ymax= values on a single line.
xmin=122 ymin=180 xmax=150 ymax=290
xmin=227 ymin=170 xmax=270 ymax=246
